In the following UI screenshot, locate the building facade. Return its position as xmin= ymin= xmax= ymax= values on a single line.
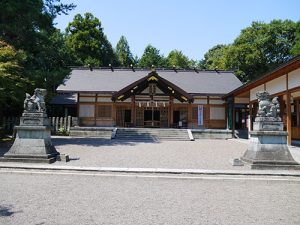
xmin=57 ymin=68 xmax=242 ymax=129
xmin=225 ymin=55 xmax=300 ymax=144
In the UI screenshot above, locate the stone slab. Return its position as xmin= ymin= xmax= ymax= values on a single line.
xmin=253 ymin=121 xmax=283 ymax=131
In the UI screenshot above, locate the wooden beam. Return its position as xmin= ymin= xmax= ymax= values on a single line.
xmin=287 ymin=92 xmax=292 ymax=145
xmin=131 ymin=96 xmax=136 ymax=126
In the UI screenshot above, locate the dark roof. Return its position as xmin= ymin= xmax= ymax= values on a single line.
xmin=50 ymin=93 xmax=77 ymax=105
xmin=57 ymin=68 xmax=242 ymax=95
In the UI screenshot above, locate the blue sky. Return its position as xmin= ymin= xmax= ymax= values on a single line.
xmin=54 ymin=0 xmax=300 ymax=61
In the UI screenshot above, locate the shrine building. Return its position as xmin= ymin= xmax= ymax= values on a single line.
xmin=56 ymin=67 xmax=242 ymax=129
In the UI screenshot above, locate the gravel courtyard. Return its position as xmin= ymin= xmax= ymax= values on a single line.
xmin=1 ymin=137 xmax=300 ymax=170
xmin=51 ymin=137 xmax=250 ymax=170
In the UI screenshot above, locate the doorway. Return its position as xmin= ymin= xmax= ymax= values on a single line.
xmin=144 ymin=109 xmax=160 ymax=127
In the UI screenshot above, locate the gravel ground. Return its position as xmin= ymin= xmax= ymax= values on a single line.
xmin=51 ymin=137 xmax=250 ymax=170
xmin=1 ymin=137 xmax=300 ymax=170
xmin=0 ymin=172 xmax=299 ymax=225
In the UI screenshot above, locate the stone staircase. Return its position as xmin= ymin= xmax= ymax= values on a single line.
xmin=115 ymin=128 xmax=192 ymax=141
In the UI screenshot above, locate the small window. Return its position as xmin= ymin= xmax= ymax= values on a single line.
xmin=97 ymin=105 xmax=112 ymax=118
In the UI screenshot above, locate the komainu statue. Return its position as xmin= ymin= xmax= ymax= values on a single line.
xmin=24 ymin=88 xmax=47 ymax=112
xmin=256 ymin=91 xmax=280 ymax=118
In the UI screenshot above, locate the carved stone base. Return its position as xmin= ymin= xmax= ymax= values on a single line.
xmin=20 ymin=113 xmax=49 ymax=126
xmin=241 ymin=130 xmax=299 ymax=169
xmin=1 ymin=125 xmax=59 ymax=164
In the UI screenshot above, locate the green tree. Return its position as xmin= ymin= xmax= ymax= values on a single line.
xmin=115 ymin=36 xmax=134 ymax=67
xmin=0 ymin=0 xmax=75 ymax=51
xmin=291 ymin=21 xmax=300 ymax=56
xmin=201 ymin=20 xmax=298 ymax=83
xmin=202 ymin=45 xmax=228 ymax=70
xmin=226 ymin=20 xmax=297 ymax=82
xmin=0 ymin=40 xmax=30 ymax=115
xmin=0 ymin=0 xmax=75 ymax=115
xmin=139 ymin=45 xmax=166 ymax=68
xmin=166 ymin=50 xmax=190 ymax=68
xmin=65 ymin=12 xmax=116 ymax=67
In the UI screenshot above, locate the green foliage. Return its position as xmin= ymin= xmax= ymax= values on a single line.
xmin=202 ymin=45 xmax=228 ymax=70
xmin=65 ymin=13 xmax=116 ymax=67
xmin=202 ymin=20 xmax=298 ymax=83
xmin=139 ymin=45 xmax=166 ymax=68
xmin=0 ymin=40 xmax=30 ymax=115
xmin=291 ymin=21 xmax=300 ymax=56
xmin=0 ymin=0 xmax=75 ymax=116
xmin=166 ymin=50 xmax=190 ymax=68
xmin=115 ymin=36 xmax=134 ymax=67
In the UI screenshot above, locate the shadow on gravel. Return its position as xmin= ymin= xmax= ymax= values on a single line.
xmin=0 ymin=142 xmax=12 ymax=157
xmin=52 ymin=137 xmax=160 ymax=147
xmin=0 ymin=205 xmax=22 ymax=217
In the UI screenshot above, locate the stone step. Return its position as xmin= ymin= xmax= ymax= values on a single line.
xmin=115 ymin=128 xmax=191 ymax=141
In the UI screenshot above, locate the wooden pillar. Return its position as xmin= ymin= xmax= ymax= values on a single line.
xmin=207 ymin=96 xmax=210 ymax=128
xmin=286 ymin=91 xmax=292 ymax=145
xmin=188 ymin=103 xmax=192 ymax=128
xmin=131 ymin=96 xmax=136 ymax=126
xmin=169 ymin=96 xmax=174 ymax=127
xmin=249 ymin=102 xmax=253 ymax=131
xmin=94 ymin=94 xmax=97 ymax=126
xmin=286 ymin=73 xmax=292 ymax=145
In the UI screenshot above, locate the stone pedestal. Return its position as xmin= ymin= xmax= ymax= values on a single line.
xmin=241 ymin=118 xmax=299 ymax=169
xmin=1 ymin=113 xmax=59 ymax=163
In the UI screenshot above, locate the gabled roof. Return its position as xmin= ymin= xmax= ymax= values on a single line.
xmin=57 ymin=68 xmax=242 ymax=95
xmin=224 ymin=55 xmax=300 ymax=98
xmin=112 ymin=71 xmax=194 ymax=103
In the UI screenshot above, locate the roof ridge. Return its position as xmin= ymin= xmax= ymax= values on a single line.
xmin=70 ymin=66 xmax=235 ymax=73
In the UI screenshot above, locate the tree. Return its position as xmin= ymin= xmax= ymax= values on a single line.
xmin=115 ymin=36 xmax=134 ymax=67
xmin=166 ymin=50 xmax=190 ymax=68
xmin=0 ymin=0 xmax=75 ymax=115
xmin=0 ymin=40 xmax=30 ymax=115
xmin=139 ymin=45 xmax=166 ymax=68
xmin=65 ymin=12 xmax=116 ymax=67
xmin=0 ymin=0 xmax=75 ymax=51
xmin=291 ymin=21 xmax=300 ymax=56
xmin=201 ymin=20 xmax=298 ymax=83
xmin=201 ymin=45 xmax=228 ymax=70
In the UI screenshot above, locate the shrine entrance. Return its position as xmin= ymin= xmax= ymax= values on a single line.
xmin=144 ymin=109 xmax=160 ymax=127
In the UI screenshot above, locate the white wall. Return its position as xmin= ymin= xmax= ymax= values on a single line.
xmin=288 ymin=68 xmax=300 ymax=90
xmin=266 ymin=75 xmax=286 ymax=95
xmin=250 ymin=84 xmax=264 ymax=101
xmin=209 ymin=99 xmax=225 ymax=105
xmin=235 ymin=97 xmax=250 ymax=104
xmin=210 ymin=107 xmax=225 ymax=120
xmin=194 ymin=98 xmax=207 ymax=104
xmin=79 ymin=97 xmax=95 ymax=102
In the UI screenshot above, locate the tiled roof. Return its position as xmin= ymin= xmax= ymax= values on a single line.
xmin=50 ymin=93 xmax=77 ymax=105
xmin=57 ymin=68 xmax=242 ymax=95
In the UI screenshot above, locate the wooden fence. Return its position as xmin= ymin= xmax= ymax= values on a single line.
xmin=1 ymin=116 xmax=78 ymax=134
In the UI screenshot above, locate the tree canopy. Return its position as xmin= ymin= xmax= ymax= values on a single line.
xmin=201 ymin=20 xmax=299 ymax=83
xmin=115 ymin=36 xmax=134 ymax=67
xmin=166 ymin=50 xmax=190 ymax=68
xmin=65 ymin=13 xmax=116 ymax=67
xmin=0 ymin=0 xmax=75 ymax=115
xmin=138 ymin=45 xmax=166 ymax=68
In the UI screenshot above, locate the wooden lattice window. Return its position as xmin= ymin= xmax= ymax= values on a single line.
xmin=97 ymin=105 xmax=112 ymax=118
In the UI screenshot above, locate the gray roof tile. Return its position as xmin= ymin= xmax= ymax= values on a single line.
xmin=57 ymin=68 xmax=242 ymax=95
